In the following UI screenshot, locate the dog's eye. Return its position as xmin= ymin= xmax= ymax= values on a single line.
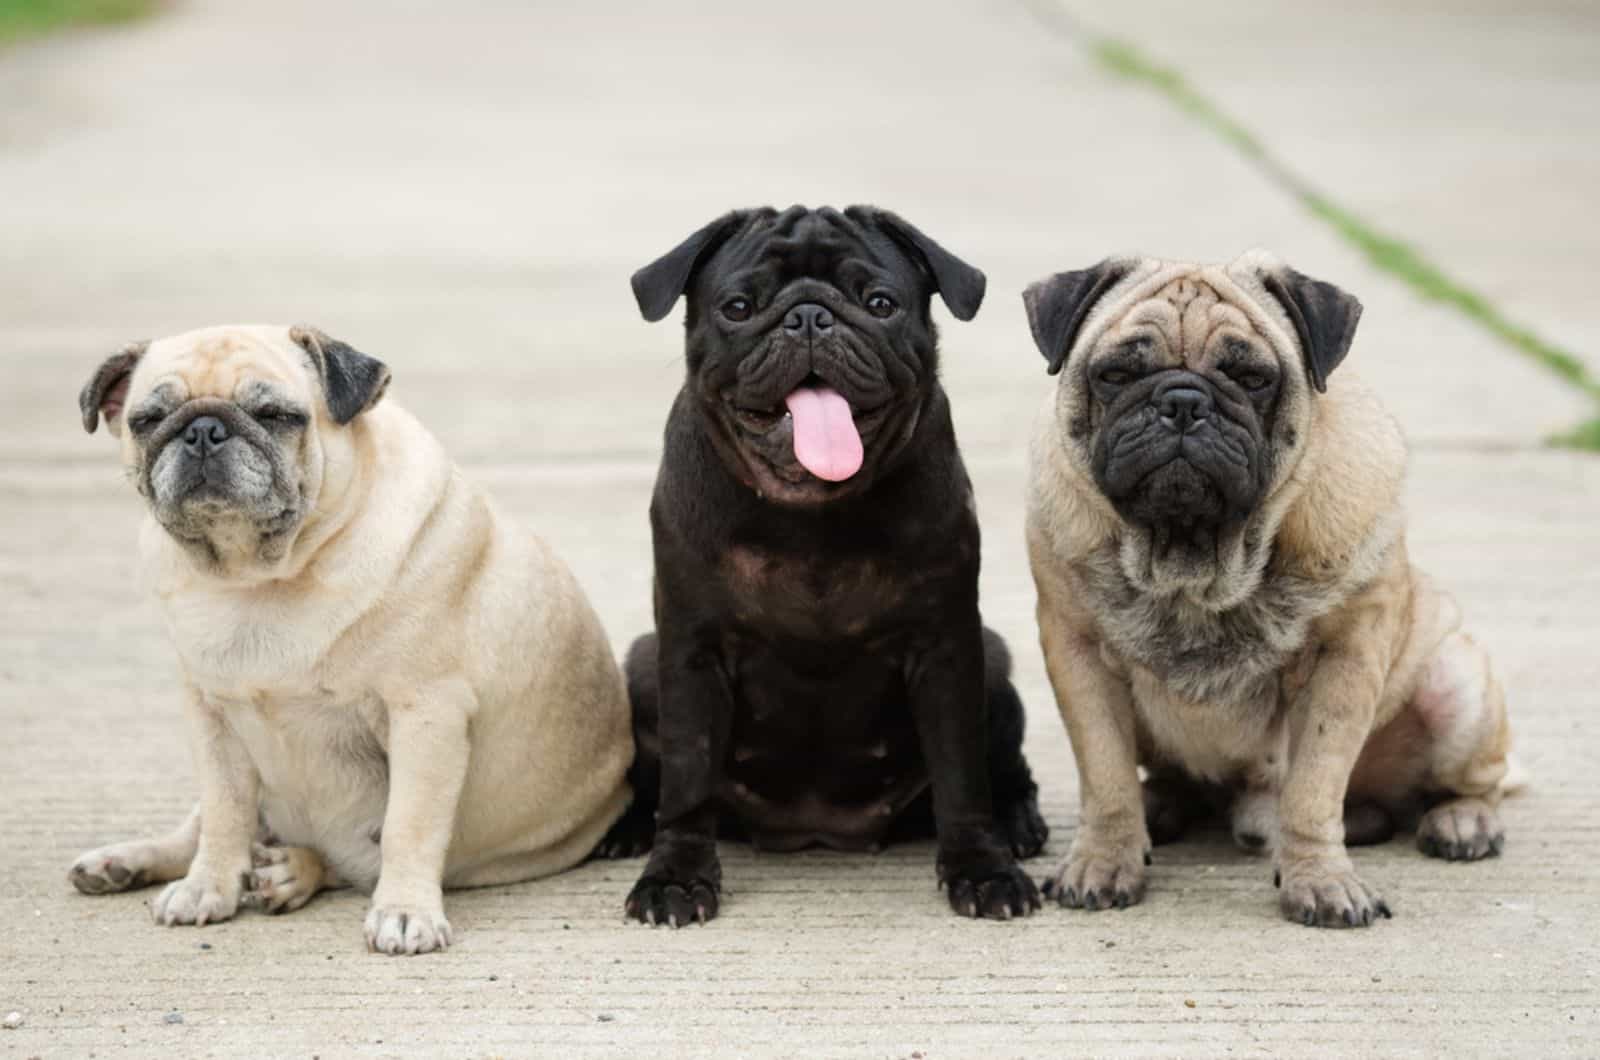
xmin=865 ymin=293 xmax=897 ymax=319
xmin=1098 ymin=369 xmax=1134 ymax=386
xmin=255 ymin=407 xmax=308 ymax=428
xmin=1233 ymin=371 xmax=1272 ymax=391
xmin=126 ymin=412 xmax=162 ymax=434
xmin=721 ymin=298 xmax=753 ymax=322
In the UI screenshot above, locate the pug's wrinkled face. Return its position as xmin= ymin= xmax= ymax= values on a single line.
xmin=79 ymin=325 xmax=389 ymax=572
xmin=1084 ymin=276 xmax=1285 ymax=567
xmin=1025 ymin=254 xmax=1361 ymax=603
xmin=633 ymin=206 xmax=985 ymax=505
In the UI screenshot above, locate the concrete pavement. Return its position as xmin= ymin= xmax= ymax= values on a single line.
xmin=1073 ymin=0 xmax=1600 ymax=376
xmin=2 ymin=2 xmax=1598 ymax=1056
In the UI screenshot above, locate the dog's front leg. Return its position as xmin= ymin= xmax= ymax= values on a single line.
xmin=1037 ymin=623 xmax=1150 ymax=912
xmin=1277 ymin=602 xmax=1396 ymax=928
xmin=910 ymin=623 xmax=1040 ymax=920
xmin=151 ymin=688 xmax=258 ymax=927
xmin=624 ymin=622 xmax=732 ymax=928
xmin=365 ymin=679 xmax=473 ymax=955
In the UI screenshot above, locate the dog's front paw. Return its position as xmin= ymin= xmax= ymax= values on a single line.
xmin=1277 ymin=854 xmax=1391 ymax=927
xmin=1042 ymin=832 xmax=1148 ymax=910
xmin=1417 ymin=798 xmax=1504 ymax=861
xmin=364 ymin=900 xmax=453 ymax=955
xmin=625 ymin=839 xmax=721 ymax=927
xmin=625 ymin=871 xmax=720 ymax=928
xmin=151 ymin=868 xmax=244 ymax=926
xmin=941 ymin=858 xmax=1040 ymax=920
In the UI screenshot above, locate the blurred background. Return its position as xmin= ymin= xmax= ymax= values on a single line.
xmin=2 ymin=1 xmax=1597 ymax=1055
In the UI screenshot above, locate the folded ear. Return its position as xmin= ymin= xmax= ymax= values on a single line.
xmin=630 ymin=211 xmax=750 ymax=323
xmin=1260 ymin=265 xmax=1363 ymax=393
xmin=289 ymin=326 xmax=392 ymax=425
xmin=1022 ymin=260 xmax=1132 ymax=375
xmin=79 ymin=341 xmax=149 ymax=435
xmin=864 ymin=208 xmax=986 ymax=321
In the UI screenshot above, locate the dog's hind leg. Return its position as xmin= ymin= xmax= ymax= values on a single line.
xmin=984 ymin=628 xmax=1048 ymax=859
xmin=69 ymin=803 xmax=201 ymax=895
xmin=1141 ymin=767 xmax=1222 ymax=847
xmin=1411 ymin=632 xmax=1513 ymax=861
xmin=593 ymin=633 xmax=662 ymax=859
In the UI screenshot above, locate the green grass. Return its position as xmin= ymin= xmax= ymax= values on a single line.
xmin=1080 ymin=30 xmax=1600 ymax=449
xmin=0 ymin=0 xmax=155 ymax=45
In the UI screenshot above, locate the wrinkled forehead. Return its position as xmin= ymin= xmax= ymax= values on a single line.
xmin=1098 ymin=273 xmax=1281 ymax=370
xmin=705 ymin=208 xmax=912 ymax=292
xmin=134 ymin=327 xmax=310 ymax=402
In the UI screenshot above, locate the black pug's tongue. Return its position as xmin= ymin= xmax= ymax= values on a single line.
xmin=783 ymin=385 xmax=862 ymax=482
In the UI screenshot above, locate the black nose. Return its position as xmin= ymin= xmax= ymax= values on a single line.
xmin=182 ymin=415 xmax=230 ymax=457
xmin=1157 ymin=387 xmax=1212 ymax=432
xmin=784 ymin=302 xmax=834 ymax=338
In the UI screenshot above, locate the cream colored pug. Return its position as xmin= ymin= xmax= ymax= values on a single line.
xmin=69 ymin=325 xmax=633 ymax=954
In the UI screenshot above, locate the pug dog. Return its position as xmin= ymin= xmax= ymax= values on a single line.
xmin=600 ymin=206 xmax=1046 ymax=926
xmin=69 ymin=325 xmax=633 ymax=954
xmin=1022 ymin=252 xmax=1516 ymax=927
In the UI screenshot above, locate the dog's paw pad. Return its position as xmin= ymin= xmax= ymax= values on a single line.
xmin=251 ymin=843 xmax=289 ymax=868
xmin=1417 ymin=799 xmax=1503 ymax=862
xmin=69 ymin=852 xmax=147 ymax=895
xmin=364 ymin=904 xmax=452 ymax=955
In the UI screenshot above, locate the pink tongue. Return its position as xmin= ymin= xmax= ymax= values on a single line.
xmin=784 ymin=385 xmax=863 ymax=482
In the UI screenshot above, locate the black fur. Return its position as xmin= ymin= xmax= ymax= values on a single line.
xmin=607 ymin=206 xmax=1043 ymax=925
xmin=289 ymin=327 xmax=392 ymax=425
xmin=1021 ymin=259 xmax=1132 ymax=374
xmin=79 ymin=342 xmax=149 ymax=433
xmin=631 ymin=212 xmax=751 ymax=324
xmin=1261 ymin=266 xmax=1363 ymax=393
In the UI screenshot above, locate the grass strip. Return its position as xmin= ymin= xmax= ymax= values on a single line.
xmin=1031 ymin=4 xmax=1600 ymax=448
xmin=0 ymin=0 xmax=155 ymax=46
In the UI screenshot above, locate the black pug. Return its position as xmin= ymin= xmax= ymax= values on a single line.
xmin=600 ymin=205 xmax=1046 ymax=926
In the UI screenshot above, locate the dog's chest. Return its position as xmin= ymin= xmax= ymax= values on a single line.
xmin=222 ymin=691 xmax=390 ymax=888
xmin=162 ymin=590 xmax=352 ymax=699
xmin=164 ymin=593 xmax=390 ymax=886
xmin=1080 ymin=552 xmax=1321 ymax=706
xmin=722 ymin=545 xmax=916 ymax=638
xmin=720 ymin=644 xmax=927 ymax=851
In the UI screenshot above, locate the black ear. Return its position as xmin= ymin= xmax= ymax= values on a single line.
xmin=79 ymin=341 xmax=149 ymax=435
xmin=864 ymin=208 xmax=986 ymax=321
xmin=289 ymin=326 xmax=392 ymax=425
xmin=1261 ymin=266 xmax=1363 ymax=393
xmin=1021 ymin=260 xmax=1132 ymax=375
xmin=630 ymin=212 xmax=749 ymax=323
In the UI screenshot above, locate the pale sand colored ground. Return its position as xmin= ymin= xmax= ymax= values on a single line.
xmin=2 ymin=2 xmax=1597 ymax=1056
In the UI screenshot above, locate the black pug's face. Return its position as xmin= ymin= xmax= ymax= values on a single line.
xmin=632 ymin=206 xmax=985 ymax=505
